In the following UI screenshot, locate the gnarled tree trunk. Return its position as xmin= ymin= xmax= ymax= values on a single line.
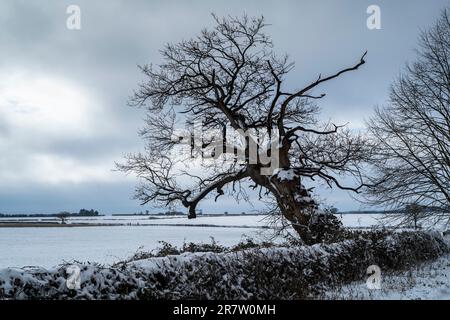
xmin=271 ymin=175 xmax=317 ymax=242
xmin=248 ymin=161 xmax=317 ymax=242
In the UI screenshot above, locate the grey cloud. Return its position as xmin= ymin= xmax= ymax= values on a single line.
xmin=0 ymin=0 xmax=448 ymax=213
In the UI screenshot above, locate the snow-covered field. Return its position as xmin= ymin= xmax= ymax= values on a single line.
xmin=0 ymin=213 xmax=446 ymax=269
xmin=325 ymin=252 xmax=450 ymax=300
xmin=0 ymin=214 xmax=268 ymax=227
xmin=0 ymin=225 xmax=264 ymax=269
xmin=0 ymin=213 xmax=385 ymax=227
xmin=0 ymin=213 xmax=449 ymax=300
xmin=0 ymin=213 xmax=376 ymax=269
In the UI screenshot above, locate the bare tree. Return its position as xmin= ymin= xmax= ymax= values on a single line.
xmin=364 ymin=9 xmax=450 ymax=220
xmin=56 ymin=212 xmax=69 ymax=225
xmin=118 ymin=15 xmax=369 ymax=242
xmin=405 ymin=203 xmax=425 ymax=230
xmin=379 ymin=203 xmax=426 ymax=230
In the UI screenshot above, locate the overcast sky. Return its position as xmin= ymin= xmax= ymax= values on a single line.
xmin=0 ymin=0 xmax=447 ymax=214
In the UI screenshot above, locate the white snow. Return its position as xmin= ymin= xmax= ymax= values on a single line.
xmin=0 ymin=214 xmax=268 ymax=227
xmin=275 ymin=169 xmax=297 ymax=181
xmin=295 ymin=195 xmax=313 ymax=202
xmin=0 ymin=213 xmax=447 ymax=269
xmin=0 ymin=229 xmax=448 ymax=300
xmin=325 ymin=252 xmax=450 ymax=300
xmin=0 ymin=225 xmax=262 ymax=269
xmin=0 ymin=231 xmax=447 ymax=300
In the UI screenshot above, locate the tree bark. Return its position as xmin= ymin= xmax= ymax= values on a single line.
xmin=271 ymin=176 xmax=317 ymax=242
xmin=249 ymin=163 xmax=317 ymax=243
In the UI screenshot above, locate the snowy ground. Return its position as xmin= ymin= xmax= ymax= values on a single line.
xmin=0 ymin=225 xmax=265 ymax=268
xmin=0 ymin=214 xmax=447 ymax=270
xmin=2 ymin=212 xmax=445 ymax=229
xmin=0 ymin=214 xmax=269 ymax=227
xmin=0 ymin=213 xmax=387 ymax=228
xmin=320 ymin=229 xmax=450 ymax=300
xmin=324 ymin=252 xmax=450 ymax=300
xmin=0 ymin=214 xmax=449 ymax=299
xmin=0 ymin=213 xmax=380 ymax=268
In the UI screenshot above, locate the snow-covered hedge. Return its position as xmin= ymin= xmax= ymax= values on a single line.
xmin=0 ymin=231 xmax=448 ymax=300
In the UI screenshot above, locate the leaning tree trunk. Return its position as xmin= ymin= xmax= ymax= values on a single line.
xmin=273 ymin=174 xmax=345 ymax=244
xmin=271 ymin=175 xmax=318 ymax=243
xmin=248 ymin=164 xmax=319 ymax=243
xmin=249 ymin=165 xmax=345 ymax=244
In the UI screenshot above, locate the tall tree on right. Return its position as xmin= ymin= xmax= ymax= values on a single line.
xmin=365 ymin=8 xmax=450 ymax=217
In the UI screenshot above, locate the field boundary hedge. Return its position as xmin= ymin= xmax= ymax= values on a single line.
xmin=0 ymin=231 xmax=448 ymax=299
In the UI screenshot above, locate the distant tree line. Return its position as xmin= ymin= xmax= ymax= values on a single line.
xmin=78 ymin=209 xmax=100 ymax=216
xmin=0 ymin=209 xmax=100 ymax=218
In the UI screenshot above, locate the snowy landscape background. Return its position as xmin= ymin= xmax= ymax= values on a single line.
xmin=0 ymin=1 xmax=449 ymax=301
xmin=1 ymin=213 xmax=449 ymax=300
xmin=0 ymin=213 xmax=447 ymax=268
